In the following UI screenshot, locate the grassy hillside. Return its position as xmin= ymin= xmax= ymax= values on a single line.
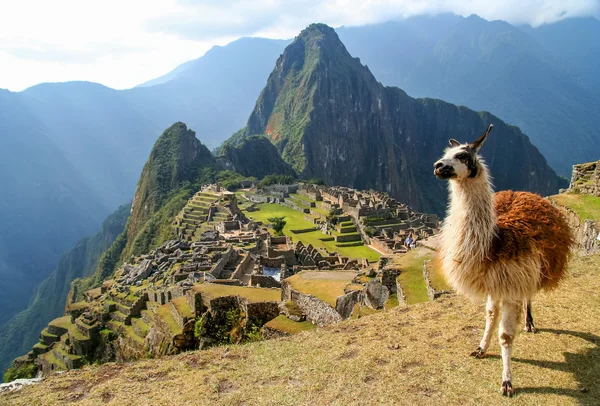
xmin=551 ymin=193 xmax=600 ymax=224
xmin=6 ymin=253 xmax=599 ymax=405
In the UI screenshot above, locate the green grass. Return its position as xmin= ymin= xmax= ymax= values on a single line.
xmin=264 ymin=315 xmax=316 ymax=334
xmin=123 ymin=325 xmax=145 ymax=345
xmin=243 ymin=203 xmax=380 ymax=262
xmin=391 ymin=249 xmax=431 ymax=305
xmin=48 ymin=316 xmax=71 ymax=330
xmin=427 ymin=257 xmax=451 ymax=292
xmin=155 ymin=304 xmax=182 ymax=335
xmin=172 ymin=297 xmax=194 ymax=319
xmin=285 ymin=271 xmax=356 ymax=306
xmin=192 ymin=284 xmax=281 ymax=303
xmin=290 ymin=193 xmax=313 ymax=204
xmin=131 ymin=318 xmax=150 ymax=337
xmin=39 ymin=350 xmax=66 ymax=371
xmin=384 ymin=294 xmax=399 ymax=309
xmin=551 ymin=193 xmax=600 ymax=224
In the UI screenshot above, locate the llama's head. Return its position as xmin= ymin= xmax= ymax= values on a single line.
xmin=433 ymin=124 xmax=493 ymax=180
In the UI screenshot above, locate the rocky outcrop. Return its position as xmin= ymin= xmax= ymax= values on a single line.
xmin=558 ymin=205 xmax=599 ymax=256
xmin=219 ymin=135 xmax=296 ymax=179
xmin=568 ymin=160 xmax=600 ymax=196
xmin=363 ymin=279 xmax=389 ymax=310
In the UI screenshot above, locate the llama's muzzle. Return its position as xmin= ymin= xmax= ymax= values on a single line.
xmin=434 ymin=161 xmax=455 ymax=179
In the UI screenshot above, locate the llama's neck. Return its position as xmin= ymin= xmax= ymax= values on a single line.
xmin=443 ymin=171 xmax=496 ymax=263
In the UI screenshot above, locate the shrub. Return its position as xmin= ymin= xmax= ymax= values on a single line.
xmin=258 ymin=174 xmax=295 ymax=188
xmin=3 ymin=363 xmax=37 ymax=383
xmin=268 ymin=216 xmax=287 ymax=235
xmin=364 ymin=226 xmax=376 ymax=237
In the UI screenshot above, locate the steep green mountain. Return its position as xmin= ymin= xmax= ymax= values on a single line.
xmin=0 ymin=204 xmax=129 ymax=373
xmin=240 ymin=23 xmax=564 ymax=214
xmin=124 ymin=122 xmax=217 ymax=258
xmin=336 ymin=14 xmax=600 ymax=175
xmin=219 ymin=134 xmax=296 ymax=178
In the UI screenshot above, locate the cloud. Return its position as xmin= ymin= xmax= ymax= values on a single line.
xmin=0 ymin=42 xmax=149 ymax=64
xmin=146 ymin=0 xmax=600 ymax=41
xmin=0 ymin=0 xmax=598 ymax=91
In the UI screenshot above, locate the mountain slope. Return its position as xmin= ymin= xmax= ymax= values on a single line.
xmin=18 ymin=81 xmax=161 ymax=209
xmin=337 ymin=14 xmax=600 ymax=175
xmin=0 ymin=205 xmax=129 ymax=373
xmin=124 ymin=37 xmax=290 ymax=148
xmin=125 ymin=122 xmax=217 ymax=257
xmin=241 ymin=24 xmax=564 ymax=214
xmin=6 ymin=253 xmax=599 ymax=405
xmin=0 ymin=89 xmax=108 ymax=329
xmin=219 ymin=134 xmax=296 ymax=178
xmin=522 ymin=17 xmax=600 ymax=91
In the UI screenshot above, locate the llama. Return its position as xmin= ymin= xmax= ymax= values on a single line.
xmin=433 ymin=124 xmax=573 ymax=397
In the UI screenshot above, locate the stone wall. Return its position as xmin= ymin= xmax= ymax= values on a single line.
xmin=568 ymin=161 xmax=600 ymax=196
xmin=281 ymin=280 xmax=342 ymax=327
xmin=211 ymin=246 xmax=237 ymax=278
xmin=558 ymin=204 xmax=600 ymax=256
xmin=422 ymin=260 xmax=452 ymax=301
xmin=231 ymin=252 xmax=253 ymax=280
xmin=245 ymin=301 xmax=280 ymax=325
xmin=249 ymin=275 xmax=282 ymax=288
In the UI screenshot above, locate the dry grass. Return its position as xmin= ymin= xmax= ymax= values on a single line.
xmin=192 ymin=284 xmax=281 ymax=303
xmin=6 ymin=254 xmax=600 ymax=406
xmin=286 ymin=271 xmax=356 ymax=306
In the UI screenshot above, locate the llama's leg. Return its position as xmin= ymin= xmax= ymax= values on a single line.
xmin=471 ymin=295 xmax=499 ymax=358
xmin=499 ymin=300 xmax=522 ymax=397
xmin=523 ymin=300 xmax=536 ymax=333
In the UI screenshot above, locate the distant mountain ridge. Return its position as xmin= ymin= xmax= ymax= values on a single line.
xmin=235 ymin=23 xmax=564 ymax=214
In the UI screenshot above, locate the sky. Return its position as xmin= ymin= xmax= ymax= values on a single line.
xmin=1 ymin=0 xmax=598 ymax=92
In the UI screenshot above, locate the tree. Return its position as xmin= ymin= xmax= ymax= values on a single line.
xmin=268 ymin=216 xmax=286 ymax=235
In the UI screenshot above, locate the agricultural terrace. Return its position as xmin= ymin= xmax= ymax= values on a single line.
xmin=551 ymin=193 xmax=600 ymax=224
xmin=192 ymin=284 xmax=281 ymax=303
xmin=285 ymin=271 xmax=358 ymax=306
xmin=388 ymin=247 xmax=449 ymax=305
xmin=264 ymin=315 xmax=316 ymax=335
xmin=243 ymin=203 xmax=380 ymax=262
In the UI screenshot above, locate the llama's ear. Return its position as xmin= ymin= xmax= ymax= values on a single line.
xmin=470 ymin=124 xmax=493 ymax=152
xmin=448 ymin=139 xmax=461 ymax=147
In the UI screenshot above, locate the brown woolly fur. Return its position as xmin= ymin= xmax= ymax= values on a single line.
xmin=492 ymin=191 xmax=574 ymax=291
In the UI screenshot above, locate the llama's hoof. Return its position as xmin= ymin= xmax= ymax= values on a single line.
xmin=470 ymin=347 xmax=486 ymax=358
xmin=501 ymin=380 xmax=516 ymax=397
xmin=524 ymin=323 xmax=537 ymax=333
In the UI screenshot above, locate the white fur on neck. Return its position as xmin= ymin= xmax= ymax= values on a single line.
xmin=440 ymin=159 xmax=496 ymax=298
